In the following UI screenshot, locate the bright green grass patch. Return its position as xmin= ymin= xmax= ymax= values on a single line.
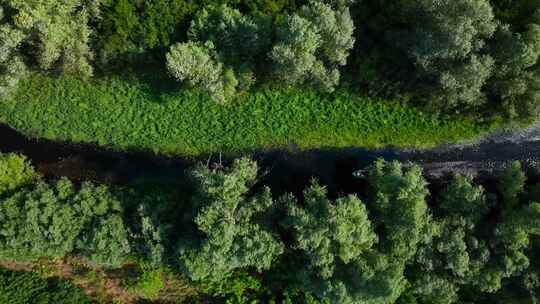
xmin=0 ymin=74 xmax=493 ymax=156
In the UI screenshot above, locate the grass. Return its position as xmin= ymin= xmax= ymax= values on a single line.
xmin=0 ymin=257 xmax=198 ymax=303
xmin=0 ymin=73 xmax=494 ymax=156
xmin=0 ymin=266 xmax=92 ymax=304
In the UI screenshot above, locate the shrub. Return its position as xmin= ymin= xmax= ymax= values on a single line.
xmin=166 ymin=41 xmax=237 ymax=102
xmin=127 ymin=261 xmax=165 ymax=300
xmin=0 ymin=153 xmax=37 ymax=195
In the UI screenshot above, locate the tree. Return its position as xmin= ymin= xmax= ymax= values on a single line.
xmin=96 ymin=0 xmax=198 ymax=64
xmin=188 ymin=4 xmax=271 ymax=91
xmin=281 ymin=186 xmax=405 ymax=304
xmin=189 ymin=4 xmax=271 ymax=64
xmin=489 ymin=0 xmax=540 ymax=29
xmin=487 ymin=21 xmax=540 ymax=119
xmin=366 ymin=159 xmax=430 ymax=261
xmin=439 ymin=174 xmax=491 ymax=221
xmin=0 ymin=0 xmax=100 ymax=96
xmin=1 ymin=0 xmax=101 ymax=77
xmin=492 ymin=162 xmax=540 ymax=281
xmin=0 ymin=19 xmax=26 ymax=96
xmin=388 ymin=0 xmax=497 ymax=113
xmin=166 ymin=41 xmax=237 ymax=103
xmin=0 ymin=178 xmax=130 ymax=266
xmin=179 ymin=158 xmax=283 ymax=282
xmin=280 ymin=160 xmax=430 ymax=304
xmin=270 ymin=0 xmax=355 ymax=92
xmin=498 ymin=161 xmax=527 ymax=207
xmin=0 ymin=153 xmax=37 ymax=195
xmin=495 ymin=203 xmax=540 ymax=278
xmin=411 ymin=175 xmax=493 ymax=302
xmin=284 ymin=181 xmax=377 ymax=279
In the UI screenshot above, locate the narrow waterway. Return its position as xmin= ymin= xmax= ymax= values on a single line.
xmin=1 ymin=123 xmax=539 ymax=195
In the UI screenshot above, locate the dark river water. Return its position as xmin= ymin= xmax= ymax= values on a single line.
xmin=2 ymin=123 xmax=540 ymax=196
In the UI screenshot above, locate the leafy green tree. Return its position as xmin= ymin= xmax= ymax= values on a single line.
xmin=270 ymin=0 xmax=355 ymax=92
xmin=1 ymin=0 xmax=101 ymax=77
xmin=166 ymin=41 xmax=238 ymax=102
xmin=284 ymin=181 xmax=377 ymax=279
xmin=96 ymin=0 xmax=197 ymax=64
xmin=495 ymin=203 xmax=540 ymax=278
xmin=234 ymin=0 xmax=300 ymax=16
xmin=412 ymin=174 xmax=493 ymax=302
xmin=491 ymin=162 xmax=540 ymax=283
xmin=134 ymin=204 xmax=166 ymax=266
xmin=367 ymin=159 xmax=430 ymax=261
xmin=179 ymin=158 xmax=283 ymax=282
xmin=189 ymin=4 xmax=271 ymax=64
xmin=279 ymin=160 xmax=430 ymax=304
xmin=490 ymin=0 xmax=540 ymax=29
xmin=0 ymin=19 xmax=26 ymax=96
xmin=0 ymin=178 xmax=130 ymax=266
xmin=0 ymin=153 xmax=37 ymax=195
xmin=389 ymin=0 xmax=497 ymax=113
xmin=188 ymin=4 xmax=271 ymax=91
xmin=488 ymin=21 xmax=540 ymax=119
xmin=498 ymin=161 xmax=527 ymax=207
xmin=281 ymin=180 xmax=404 ymax=304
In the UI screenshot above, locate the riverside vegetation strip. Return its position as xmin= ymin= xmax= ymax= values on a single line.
xmin=0 ymin=74 xmax=492 ymax=156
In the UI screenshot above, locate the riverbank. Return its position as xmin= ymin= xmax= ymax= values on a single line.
xmin=0 ymin=74 xmax=491 ymax=156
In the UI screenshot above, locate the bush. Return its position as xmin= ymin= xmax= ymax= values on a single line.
xmin=127 ymin=261 xmax=165 ymax=300
xmin=204 ymin=271 xmax=265 ymax=304
xmin=0 ymin=153 xmax=37 ymax=195
xmin=166 ymin=41 xmax=237 ymax=102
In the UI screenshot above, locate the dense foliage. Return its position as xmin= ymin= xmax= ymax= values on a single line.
xmin=0 ymin=0 xmax=101 ymax=95
xmin=1 ymin=152 xmax=540 ymax=303
xmin=270 ymin=0 xmax=354 ymax=92
xmin=0 ymin=177 xmax=130 ymax=265
xmin=179 ymin=158 xmax=283 ymax=282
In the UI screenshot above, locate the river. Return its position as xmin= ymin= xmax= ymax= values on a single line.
xmin=1 ymin=123 xmax=539 ymax=196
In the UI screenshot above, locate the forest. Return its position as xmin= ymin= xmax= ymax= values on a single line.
xmin=1 ymin=0 xmax=540 ymax=303
xmin=0 ymin=152 xmax=539 ymax=303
